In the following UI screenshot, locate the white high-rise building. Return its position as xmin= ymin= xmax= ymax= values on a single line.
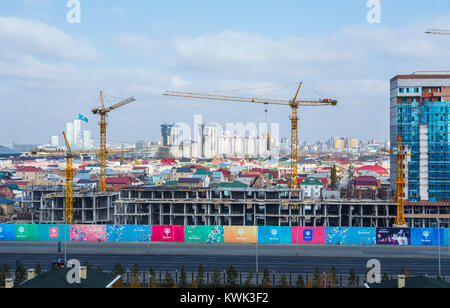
xmin=199 ymin=124 xmax=218 ymax=159
xmin=65 ymin=122 xmax=74 ymax=149
xmin=83 ymin=130 xmax=92 ymax=150
xmin=161 ymin=123 xmax=181 ymax=158
xmin=51 ymin=136 xmax=59 ymax=148
xmin=73 ymin=119 xmax=82 ymax=150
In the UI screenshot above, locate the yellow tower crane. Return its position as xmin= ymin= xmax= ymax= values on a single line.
xmin=381 ymin=135 xmax=411 ymax=227
xmin=164 ymin=82 xmax=337 ymax=191
xmin=92 ymin=92 xmax=136 ymax=192
xmin=31 ymin=138 xmax=170 ymax=222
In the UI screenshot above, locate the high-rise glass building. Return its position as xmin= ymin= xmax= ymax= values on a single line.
xmin=390 ymin=72 xmax=450 ymax=202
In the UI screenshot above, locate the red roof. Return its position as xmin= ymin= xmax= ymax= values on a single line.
xmin=16 ymin=166 xmax=43 ymax=173
xmin=355 ymin=176 xmax=378 ymax=186
xmin=357 ymin=165 xmax=388 ymax=175
xmin=106 ymin=177 xmax=140 ymax=185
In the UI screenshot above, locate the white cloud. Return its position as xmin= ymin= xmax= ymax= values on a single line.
xmin=0 ymin=17 xmax=98 ymax=61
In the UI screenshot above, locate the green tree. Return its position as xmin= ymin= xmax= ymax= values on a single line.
xmin=382 ymin=273 xmax=390 ymax=281
xmin=348 ymin=270 xmax=357 ymax=287
xmin=313 ymin=268 xmax=321 ymax=288
xmin=132 ymin=262 xmax=140 ymax=281
xmin=211 ymin=269 xmax=222 ymax=288
xmin=261 ymin=268 xmax=271 ymax=288
xmin=0 ymin=263 xmax=11 ymax=287
xmin=330 ymin=166 xmax=338 ymax=189
xmin=112 ymin=262 xmax=125 ymax=276
xmin=296 ymin=274 xmax=305 ymax=288
xmin=244 ymin=271 xmax=254 ymax=288
xmin=226 ymin=265 xmax=238 ymax=287
xmin=163 ymin=272 xmax=175 ymax=288
xmin=35 ymin=264 xmax=42 ymax=275
xmin=330 ymin=266 xmax=338 ymax=288
xmin=196 ymin=265 xmax=205 ymax=287
xmin=179 ymin=266 xmax=187 ymax=288
xmin=279 ymin=274 xmax=288 ymax=288
xmin=15 ymin=264 xmax=27 ymax=285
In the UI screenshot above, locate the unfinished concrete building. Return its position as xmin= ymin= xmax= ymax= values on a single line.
xmin=113 ymin=187 xmax=450 ymax=228
xmin=40 ymin=192 xmax=118 ymax=224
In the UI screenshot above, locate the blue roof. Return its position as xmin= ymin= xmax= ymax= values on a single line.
xmin=176 ymin=168 xmax=192 ymax=173
xmin=0 ymin=198 xmax=16 ymax=205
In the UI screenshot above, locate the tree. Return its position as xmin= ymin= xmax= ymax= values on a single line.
xmin=261 ymin=268 xmax=271 ymax=288
xmin=191 ymin=279 xmax=198 ymax=288
xmin=211 ymin=269 xmax=222 ymax=288
xmin=112 ymin=262 xmax=125 ymax=276
xmin=179 ymin=266 xmax=187 ymax=288
xmin=330 ymin=266 xmax=338 ymax=288
xmin=226 ymin=265 xmax=238 ymax=287
xmin=279 ymin=274 xmax=288 ymax=288
xmin=382 ymin=273 xmax=390 ymax=281
xmin=401 ymin=267 xmax=410 ymax=277
xmin=150 ymin=276 xmax=158 ymax=288
xmin=96 ymin=266 xmax=103 ymax=272
xmin=15 ymin=264 xmax=27 ymax=285
xmin=132 ymin=262 xmax=140 ymax=281
xmin=35 ymin=264 xmax=42 ymax=275
xmin=244 ymin=271 xmax=254 ymax=288
xmin=296 ymin=274 xmax=305 ymax=288
xmin=130 ymin=279 xmax=141 ymax=288
xmin=196 ymin=265 xmax=205 ymax=287
xmin=163 ymin=272 xmax=175 ymax=288
xmin=0 ymin=263 xmax=11 ymax=287
xmin=348 ymin=270 xmax=357 ymax=287
xmin=313 ymin=268 xmax=321 ymax=288
xmin=330 ymin=165 xmax=338 ymax=189
xmin=83 ymin=262 xmax=92 ymax=271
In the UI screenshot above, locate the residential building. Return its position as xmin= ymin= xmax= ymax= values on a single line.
xmin=390 ymin=72 xmax=450 ymax=202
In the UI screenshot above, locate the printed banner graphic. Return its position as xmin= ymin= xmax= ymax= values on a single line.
xmin=38 ymin=225 xmax=69 ymax=242
xmin=151 ymin=225 xmax=185 ymax=242
xmin=325 ymin=227 xmax=376 ymax=245
xmin=106 ymin=225 xmax=150 ymax=242
xmin=258 ymin=226 xmax=291 ymax=244
xmin=185 ymin=226 xmax=224 ymax=243
xmin=0 ymin=225 xmax=16 ymax=241
xmin=224 ymin=226 xmax=257 ymax=243
xmin=16 ymin=224 xmax=38 ymax=241
xmin=411 ymin=228 xmax=445 ymax=246
xmin=376 ymin=228 xmax=410 ymax=246
xmin=71 ymin=225 xmax=107 ymax=242
xmin=291 ymin=227 xmax=325 ymax=244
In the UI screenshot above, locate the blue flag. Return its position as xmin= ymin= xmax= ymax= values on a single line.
xmin=78 ymin=114 xmax=88 ymax=123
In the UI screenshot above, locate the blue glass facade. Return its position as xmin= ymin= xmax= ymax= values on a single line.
xmin=393 ymin=80 xmax=450 ymax=202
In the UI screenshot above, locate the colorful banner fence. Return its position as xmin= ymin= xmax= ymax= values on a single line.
xmin=291 ymin=227 xmax=325 ymax=244
xmin=185 ymin=226 xmax=224 ymax=243
xmin=258 ymin=226 xmax=291 ymax=244
xmin=151 ymin=225 xmax=185 ymax=242
xmin=326 ymin=227 xmax=376 ymax=245
xmin=0 ymin=224 xmax=450 ymax=246
xmin=224 ymin=226 xmax=257 ymax=243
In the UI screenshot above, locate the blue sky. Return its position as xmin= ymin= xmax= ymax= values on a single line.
xmin=1 ymin=0 xmax=449 ymax=145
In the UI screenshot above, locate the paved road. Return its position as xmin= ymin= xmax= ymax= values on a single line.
xmin=1 ymin=242 xmax=449 ymax=275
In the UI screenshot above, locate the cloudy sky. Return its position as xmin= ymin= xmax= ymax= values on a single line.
xmin=1 ymin=0 xmax=449 ymax=146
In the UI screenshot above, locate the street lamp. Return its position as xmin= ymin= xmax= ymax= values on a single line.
xmin=437 ymin=218 xmax=442 ymax=278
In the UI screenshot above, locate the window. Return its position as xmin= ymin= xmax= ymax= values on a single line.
xmin=414 ymin=88 xmax=419 ymax=93
xmin=429 ymin=88 xmax=433 ymax=93
xmin=399 ymin=88 xmax=405 ymax=93
xmin=407 ymin=88 xmax=411 ymax=93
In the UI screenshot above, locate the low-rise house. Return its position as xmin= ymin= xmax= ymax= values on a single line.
xmin=355 ymin=176 xmax=380 ymax=190
xmin=300 ymin=178 xmax=324 ymax=199
xmin=106 ymin=176 xmax=143 ymax=192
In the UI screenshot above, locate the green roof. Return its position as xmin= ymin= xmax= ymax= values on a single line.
xmin=164 ymin=180 xmax=178 ymax=186
xmin=15 ymin=269 xmax=120 ymax=289
xmin=195 ymin=169 xmax=212 ymax=176
xmin=368 ymin=276 xmax=450 ymax=289
xmin=220 ymin=181 xmax=250 ymax=188
xmin=300 ymin=178 xmax=324 ymax=186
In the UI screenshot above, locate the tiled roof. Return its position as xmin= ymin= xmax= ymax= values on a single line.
xmin=16 ymin=166 xmax=43 ymax=172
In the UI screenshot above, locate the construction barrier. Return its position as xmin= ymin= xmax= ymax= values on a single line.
xmin=1 ymin=224 xmax=450 ymax=246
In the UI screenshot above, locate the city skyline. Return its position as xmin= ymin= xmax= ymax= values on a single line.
xmin=0 ymin=1 xmax=449 ymax=145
